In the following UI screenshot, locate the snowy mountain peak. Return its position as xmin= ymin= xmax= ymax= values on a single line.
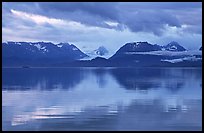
xmin=94 ymin=46 xmax=109 ymax=56
xmin=59 ymin=42 xmax=70 ymax=45
xmin=116 ymin=41 xmax=162 ymax=53
xmin=164 ymin=41 xmax=186 ymax=52
xmin=57 ymin=44 xmax=63 ymax=48
xmin=128 ymin=42 xmax=142 ymax=46
xmin=82 ymin=46 xmax=109 ymax=60
xmin=129 ymin=41 xmax=148 ymax=46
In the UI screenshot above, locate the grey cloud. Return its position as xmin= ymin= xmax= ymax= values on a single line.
xmin=119 ymin=2 xmax=201 ymax=10
xmin=2 ymin=2 xmax=40 ymax=14
xmin=36 ymin=2 xmax=202 ymax=35
xmin=36 ymin=2 xmax=121 ymax=30
xmin=119 ymin=10 xmax=181 ymax=35
xmin=39 ymin=2 xmax=119 ymax=21
xmin=2 ymin=2 xmax=202 ymax=38
xmin=183 ymin=25 xmax=202 ymax=34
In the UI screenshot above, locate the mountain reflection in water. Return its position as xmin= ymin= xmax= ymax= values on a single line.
xmin=2 ymin=67 xmax=202 ymax=131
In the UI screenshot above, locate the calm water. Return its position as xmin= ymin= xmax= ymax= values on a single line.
xmin=2 ymin=67 xmax=202 ymax=131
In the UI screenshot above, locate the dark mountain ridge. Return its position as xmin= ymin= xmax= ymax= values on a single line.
xmin=2 ymin=41 xmax=202 ymax=67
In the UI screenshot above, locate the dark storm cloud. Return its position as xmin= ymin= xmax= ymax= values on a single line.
xmin=36 ymin=2 xmax=121 ymax=30
xmin=3 ymin=2 xmax=202 ymax=36
xmin=39 ymin=2 xmax=119 ymax=20
xmin=119 ymin=10 xmax=182 ymax=35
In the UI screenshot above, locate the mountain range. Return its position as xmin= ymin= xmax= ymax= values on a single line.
xmin=108 ymin=41 xmax=201 ymax=67
xmin=2 ymin=41 xmax=202 ymax=67
xmin=2 ymin=41 xmax=88 ymax=66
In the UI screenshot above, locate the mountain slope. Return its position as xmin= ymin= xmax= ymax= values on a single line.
xmin=94 ymin=46 xmax=109 ymax=56
xmin=109 ymin=41 xmax=201 ymax=67
xmin=115 ymin=42 xmax=162 ymax=54
xmin=163 ymin=41 xmax=186 ymax=51
xmin=83 ymin=46 xmax=109 ymax=59
xmin=2 ymin=41 xmax=202 ymax=67
xmin=2 ymin=41 xmax=88 ymax=66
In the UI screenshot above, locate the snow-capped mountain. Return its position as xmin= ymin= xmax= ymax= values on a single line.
xmin=111 ymin=41 xmax=190 ymax=57
xmin=2 ymin=41 xmax=202 ymax=67
xmin=163 ymin=41 xmax=186 ymax=52
xmin=109 ymin=41 xmax=201 ymax=67
xmin=2 ymin=41 xmax=88 ymax=66
xmin=94 ymin=46 xmax=109 ymax=56
xmin=115 ymin=42 xmax=162 ymax=54
xmin=83 ymin=46 xmax=109 ymax=60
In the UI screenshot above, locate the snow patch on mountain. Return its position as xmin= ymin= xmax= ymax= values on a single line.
xmin=2 ymin=41 xmax=88 ymax=61
xmin=34 ymin=43 xmax=41 ymax=50
xmin=33 ymin=43 xmax=48 ymax=52
xmin=163 ymin=41 xmax=186 ymax=52
xmin=57 ymin=44 xmax=63 ymax=48
xmin=72 ymin=47 xmax=78 ymax=51
xmin=41 ymin=46 xmax=48 ymax=52
xmin=169 ymin=45 xmax=177 ymax=50
xmin=17 ymin=42 xmax=22 ymax=45
xmin=56 ymin=42 xmax=71 ymax=48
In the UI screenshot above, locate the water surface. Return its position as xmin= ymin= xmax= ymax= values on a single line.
xmin=2 ymin=67 xmax=202 ymax=131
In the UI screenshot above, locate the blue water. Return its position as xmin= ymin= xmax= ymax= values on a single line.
xmin=2 ymin=67 xmax=202 ymax=131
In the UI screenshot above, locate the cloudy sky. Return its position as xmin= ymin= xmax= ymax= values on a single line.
xmin=2 ymin=2 xmax=202 ymax=53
